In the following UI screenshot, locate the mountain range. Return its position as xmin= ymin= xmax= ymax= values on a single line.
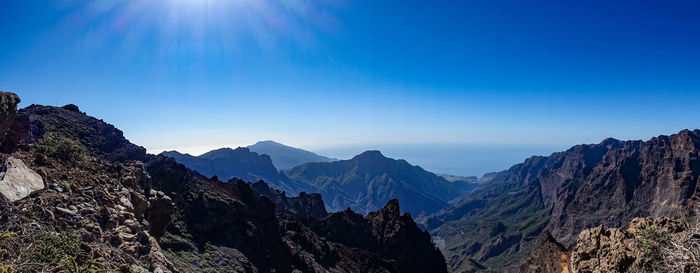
xmin=2 ymin=92 xmax=698 ymax=273
xmin=284 ymin=150 xmax=479 ymax=215
xmin=419 ymin=130 xmax=700 ymax=272
xmin=163 ymin=146 xmax=481 ymax=216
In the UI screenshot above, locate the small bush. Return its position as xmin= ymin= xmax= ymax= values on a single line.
xmin=29 ymin=231 xmax=84 ymax=266
xmin=35 ymin=132 xmax=88 ymax=164
xmin=639 ymin=224 xmax=670 ymax=253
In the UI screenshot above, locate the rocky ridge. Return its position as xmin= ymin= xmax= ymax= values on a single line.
xmin=0 ymin=93 xmax=447 ymax=273
xmin=422 ymin=131 xmax=700 ymax=272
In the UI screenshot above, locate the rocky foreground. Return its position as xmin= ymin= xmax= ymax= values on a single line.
xmin=0 ymin=92 xmax=447 ymax=273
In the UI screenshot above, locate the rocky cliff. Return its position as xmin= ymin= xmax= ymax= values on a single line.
xmin=422 ymin=131 xmax=700 ymax=272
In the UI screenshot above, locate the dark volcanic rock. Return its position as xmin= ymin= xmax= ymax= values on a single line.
xmin=250 ymin=180 xmax=328 ymax=219
xmin=0 ymin=92 xmax=20 ymax=145
xmin=515 ymin=231 xmax=570 ymax=273
xmin=366 ymin=199 xmax=449 ymax=273
xmin=312 ymin=200 xmax=448 ymax=273
xmin=147 ymin=155 xmax=448 ymax=272
xmin=3 ymin=104 xmax=146 ymax=161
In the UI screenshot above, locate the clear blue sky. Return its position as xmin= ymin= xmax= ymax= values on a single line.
xmin=1 ymin=1 xmax=700 ymax=174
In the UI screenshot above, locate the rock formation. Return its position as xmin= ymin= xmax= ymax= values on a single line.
xmin=0 ymin=156 xmax=44 ymax=202
xmin=0 ymin=92 xmax=20 ymax=145
xmin=516 ymin=232 xmax=570 ymax=273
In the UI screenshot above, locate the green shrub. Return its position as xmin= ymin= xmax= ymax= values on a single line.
xmin=29 ymin=231 xmax=84 ymax=266
xmin=639 ymin=224 xmax=670 ymax=253
xmin=35 ymin=132 xmax=88 ymax=163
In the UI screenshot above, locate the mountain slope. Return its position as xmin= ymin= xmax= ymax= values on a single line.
xmin=0 ymin=94 xmax=448 ymax=273
xmin=420 ymin=131 xmax=700 ymax=272
xmin=284 ymin=150 xmax=477 ymax=216
xmin=160 ymin=147 xmax=303 ymax=194
xmin=247 ymin=140 xmax=336 ymax=170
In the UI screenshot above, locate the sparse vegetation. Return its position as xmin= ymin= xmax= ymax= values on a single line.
xmin=639 ymin=224 xmax=671 ymax=254
xmin=0 ymin=230 xmax=103 ymax=273
xmin=648 ymin=220 xmax=700 ymax=273
xmin=35 ymin=132 xmax=89 ymax=164
xmin=0 ymin=217 xmax=16 ymax=273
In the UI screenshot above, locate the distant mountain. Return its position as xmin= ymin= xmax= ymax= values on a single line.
xmin=160 ymin=147 xmax=302 ymax=194
xmin=419 ymin=130 xmax=700 ymax=272
xmin=284 ymin=150 xmax=478 ymax=216
xmin=247 ymin=140 xmax=336 ymax=170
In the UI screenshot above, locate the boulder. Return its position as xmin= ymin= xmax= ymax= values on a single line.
xmin=0 ymin=157 xmax=44 ymax=202
xmin=0 ymin=92 xmax=20 ymax=145
xmin=147 ymin=190 xmax=174 ymax=237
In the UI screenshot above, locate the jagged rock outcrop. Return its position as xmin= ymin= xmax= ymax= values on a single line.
xmin=423 ymin=130 xmax=700 ymax=272
xmin=570 ymin=217 xmax=686 ymax=273
xmin=148 ymin=155 xmax=449 ymax=272
xmin=516 ymin=232 xmax=570 ymax=273
xmin=310 ymin=199 xmax=449 ymax=273
xmin=250 ymin=180 xmax=328 ymax=218
xmin=0 ymin=92 xmax=20 ymax=145
xmin=0 ymin=156 xmax=44 ymax=202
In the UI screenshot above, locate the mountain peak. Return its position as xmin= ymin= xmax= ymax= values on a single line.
xmin=380 ymin=199 xmax=401 ymax=217
xmin=254 ymin=140 xmax=284 ymax=146
xmin=248 ymin=140 xmax=336 ymax=170
xmin=353 ymin=150 xmax=386 ymax=160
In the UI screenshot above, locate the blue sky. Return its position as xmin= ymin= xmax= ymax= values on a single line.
xmin=2 ymin=1 xmax=700 ymax=175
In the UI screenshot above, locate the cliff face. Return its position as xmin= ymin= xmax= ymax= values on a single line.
xmin=543 ymin=133 xmax=699 ymax=246
xmin=423 ymin=131 xmax=700 ymax=272
xmin=0 ymin=97 xmax=448 ymax=273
